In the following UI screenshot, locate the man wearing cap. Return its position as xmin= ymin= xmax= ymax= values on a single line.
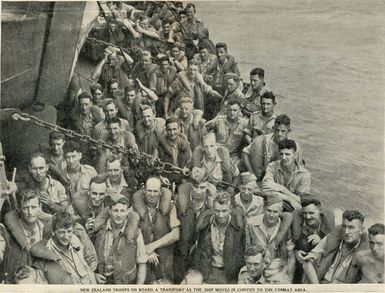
xmin=135 ymin=105 xmax=166 ymax=158
xmin=132 ymin=177 xmax=180 ymax=283
xmin=248 ymin=91 xmax=279 ymax=137
xmin=93 ymin=196 xmax=147 ymax=284
xmin=262 ymin=139 xmax=310 ymax=211
xmin=193 ymin=192 xmax=245 ymax=284
xmin=292 ymin=198 xmax=335 ymax=283
xmin=190 ymin=132 xmax=239 ymax=185
xmin=246 ymin=196 xmax=292 ymax=263
xmin=174 ymin=167 xmax=217 ymax=283
xmin=206 ymin=100 xmax=251 ymax=167
xmin=233 ymin=172 xmax=264 ymax=226
xmin=173 ymin=97 xmax=206 ymax=152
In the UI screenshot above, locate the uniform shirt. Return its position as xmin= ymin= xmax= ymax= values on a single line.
xmin=37 ymin=175 xmax=69 ymax=214
xmin=262 ymin=160 xmax=311 ymax=197
xmin=244 ymin=85 xmax=269 ymax=114
xmin=248 ymin=111 xmax=278 ymax=137
xmin=234 ymin=193 xmax=264 ymax=226
xmin=18 ymin=219 xmax=44 ymax=246
xmin=192 ymin=53 xmax=217 ymax=78
xmin=306 ymin=237 xmax=362 ymax=283
xmin=201 ymin=153 xmax=223 ymax=184
xmin=92 ymin=118 xmax=131 ymax=141
xmin=206 ymin=115 xmax=250 ymax=154
xmin=146 ymin=203 xmax=180 ymax=243
xmin=211 ymin=215 xmax=232 ymax=268
xmin=238 ymin=266 xmax=265 ymax=284
xmin=63 ymin=164 xmax=97 ymax=194
xmin=106 ymin=175 xmax=128 ymax=201
xmin=47 ymin=236 xmax=96 ymax=284
xmin=103 ymin=218 xmax=147 ymax=265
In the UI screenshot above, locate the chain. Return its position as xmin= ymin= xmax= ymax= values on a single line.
xmin=11 ymin=112 xmax=190 ymax=180
xmin=86 ymin=37 xmax=135 ymax=55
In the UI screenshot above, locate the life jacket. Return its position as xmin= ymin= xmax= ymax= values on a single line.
xmin=93 ymin=210 xmax=141 ymax=284
xmin=132 ymin=187 xmax=174 ymax=282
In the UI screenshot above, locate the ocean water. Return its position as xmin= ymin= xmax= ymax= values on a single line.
xmin=196 ymin=0 xmax=385 ymax=223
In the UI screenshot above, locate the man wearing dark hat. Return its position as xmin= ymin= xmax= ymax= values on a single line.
xmin=246 ymin=196 xmax=292 ymax=263
xmin=174 ymin=167 xmax=217 ymax=283
xmin=262 ymin=138 xmax=310 ymax=211
xmin=193 ymin=191 xmax=245 ymax=284
xmin=233 ymin=172 xmax=264 ymax=226
xmin=173 ymin=97 xmax=206 ymax=152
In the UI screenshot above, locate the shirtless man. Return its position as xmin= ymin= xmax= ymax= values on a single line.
xmin=355 ymin=223 xmax=384 ymax=283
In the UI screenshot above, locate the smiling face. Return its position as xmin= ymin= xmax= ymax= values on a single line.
xmin=263 ymin=202 xmax=283 ymax=226
xmin=166 ymin=122 xmax=179 ymax=141
xmin=302 ymin=204 xmax=322 ymax=227
xmin=179 ymin=101 xmax=193 ymax=119
xmin=261 ymin=97 xmax=274 ymax=115
xmin=107 ymin=122 xmax=121 ymax=141
xmin=109 ymin=203 xmax=129 ymax=226
xmin=106 ymin=159 xmax=123 ymax=183
xmin=142 ymin=108 xmax=155 ymax=127
xmin=279 ymin=148 xmax=296 ymax=168
xmin=188 ymin=64 xmax=199 ymax=79
xmin=53 ymin=226 xmax=73 ymax=248
xmin=50 ymin=139 xmax=65 ymax=156
xmin=64 ymin=150 xmax=82 ymax=171
xmin=89 ymin=182 xmax=107 ymax=207
xmin=227 ymin=103 xmax=241 ymax=120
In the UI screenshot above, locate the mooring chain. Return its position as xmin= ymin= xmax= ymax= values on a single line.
xmin=11 ymin=112 xmax=190 ymax=178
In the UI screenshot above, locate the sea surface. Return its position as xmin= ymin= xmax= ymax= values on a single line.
xmin=196 ymin=0 xmax=385 ymax=223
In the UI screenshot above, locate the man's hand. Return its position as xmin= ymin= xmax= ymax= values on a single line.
xmin=286 ymin=239 xmax=295 ymax=254
xmin=85 ymin=217 xmax=95 ymax=232
xmin=301 ymin=253 xmax=315 ymax=262
xmin=308 ymin=234 xmax=321 ymax=246
xmin=95 ymin=273 xmax=107 ymax=284
xmin=40 ymin=192 xmax=53 ymax=209
xmin=136 ymin=78 xmax=144 ymax=89
xmin=147 ymin=252 xmax=159 ymax=265
xmin=145 ymin=243 xmax=155 ymax=255
xmin=295 ymin=250 xmax=307 ymax=263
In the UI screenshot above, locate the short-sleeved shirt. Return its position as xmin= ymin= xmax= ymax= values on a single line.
xmin=234 ymin=193 xmax=264 ymax=226
xmin=207 ymin=115 xmax=250 ymax=154
xmin=63 ymin=164 xmax=97 ymax=194
xmin=262 ymin=160 xmax=311 ymax=197
xmin=37 ymin=175 xmax=69 ymax=214
xmin=248 ymin=111 xmax=278 ymax=137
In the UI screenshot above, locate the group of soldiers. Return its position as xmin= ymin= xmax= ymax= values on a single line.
xmin=0 ymin=1 xmax=383 ymax=286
